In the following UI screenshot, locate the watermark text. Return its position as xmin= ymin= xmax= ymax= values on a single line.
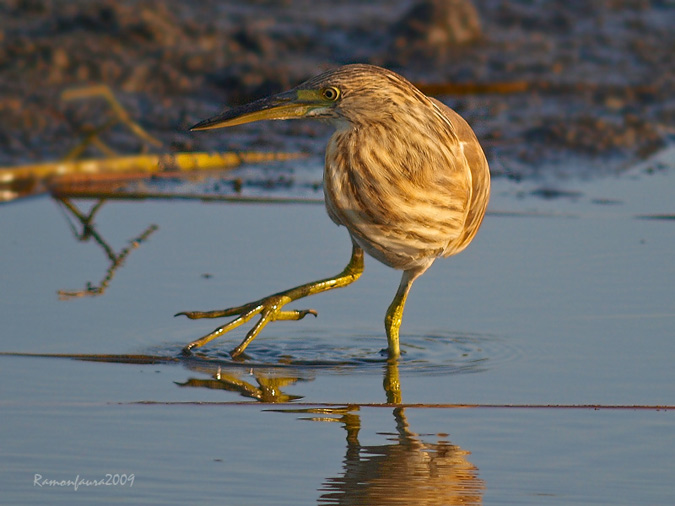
xmin=34 ymin=473 xmax=134 ymax=491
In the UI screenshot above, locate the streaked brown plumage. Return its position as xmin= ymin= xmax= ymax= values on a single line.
xmin=180 ymin=64 xmax=490 ymax=359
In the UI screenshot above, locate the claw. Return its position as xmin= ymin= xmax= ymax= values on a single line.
xmin=273 ymin=308 xmax=318 ymax=321
xmin=174 ymin=305 xmax=252 ymax=319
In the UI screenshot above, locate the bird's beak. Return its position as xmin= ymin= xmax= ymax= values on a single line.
xmin=190 ymin=89 xmax=331 ymax=131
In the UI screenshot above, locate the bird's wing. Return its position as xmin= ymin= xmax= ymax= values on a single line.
xmin=430 ymin=98 xmax=491 ymax=256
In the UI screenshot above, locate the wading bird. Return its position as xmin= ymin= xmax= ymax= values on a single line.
xmin=179 ymin=64 xmax=490 ymax=360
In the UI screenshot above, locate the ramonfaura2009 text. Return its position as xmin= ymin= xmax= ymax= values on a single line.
xmin=34 ymin=473 xmax=135 ymax=491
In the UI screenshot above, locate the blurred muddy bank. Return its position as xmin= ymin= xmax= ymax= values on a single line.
xmin=1 ymin=0 xmax=673 ymax=179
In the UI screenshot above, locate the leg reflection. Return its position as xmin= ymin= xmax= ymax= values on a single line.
xmin=383 ymin=359 xmax=402 ymax=405
xmin=317 ymin=405 xmax=484 ymax=505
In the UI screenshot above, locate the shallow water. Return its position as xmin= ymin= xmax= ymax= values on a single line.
xmin=1 ymin=149 xmax=674 ymax=504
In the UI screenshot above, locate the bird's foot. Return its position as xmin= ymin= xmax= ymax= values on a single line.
xmin=177 ymin=245 xmax=364 ymax=358
xmin=176 ymin=294 xmax=317 ymax=358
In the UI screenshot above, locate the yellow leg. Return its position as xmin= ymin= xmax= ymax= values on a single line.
xmin=384 ymin=269 xmax=422 ymax=360
xmin=178 ymin=245 xmax=364 ymax=357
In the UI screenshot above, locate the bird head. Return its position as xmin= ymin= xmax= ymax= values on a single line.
xmin=190 ymin=64 xmax=427 ymax=131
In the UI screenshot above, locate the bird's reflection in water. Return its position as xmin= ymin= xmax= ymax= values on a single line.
xmin=276 ymin=360 xmax=484 ymax=505
xmin=284 ymin=404 xmax=484 ymax=506
xmin=175 ymin=359 xmax=306 ymax=402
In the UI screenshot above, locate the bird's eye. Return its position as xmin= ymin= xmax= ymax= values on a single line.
xmin=321 ymin=86 xmax=341 ymax=101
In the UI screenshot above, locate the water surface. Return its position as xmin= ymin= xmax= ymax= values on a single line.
xmin=1 ymin=150 xmax=674 ymax=504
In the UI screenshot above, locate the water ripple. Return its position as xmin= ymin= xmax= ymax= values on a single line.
xmin=168 ymin=328 xmax=521 ymax=377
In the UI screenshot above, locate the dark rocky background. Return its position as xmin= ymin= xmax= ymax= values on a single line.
xmin=1 ymin=0 xmax=673 ymax=180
